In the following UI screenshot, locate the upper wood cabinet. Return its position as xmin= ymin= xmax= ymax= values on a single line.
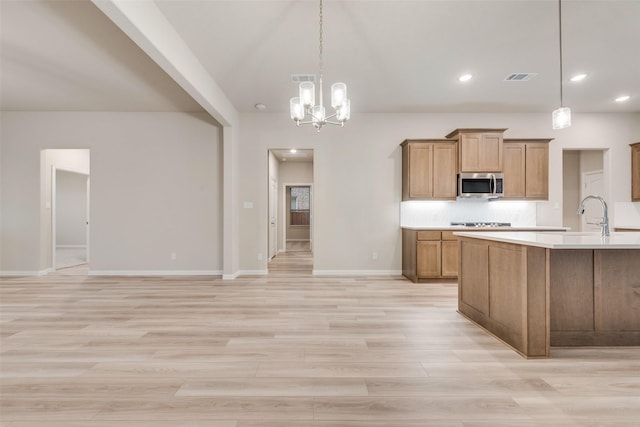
xmin=632 ymin=142 xmax=640 ymax=202
xmin=401 ymin=140 xmax=457 ymax=200
xmin=503 ymin=139 xmax=551 ymax=200
xmin=445 ymin=128 xmax=506 ymax=172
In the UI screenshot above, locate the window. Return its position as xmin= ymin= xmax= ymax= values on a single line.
xmin=289 ymin=186 xmax=310 ymax=226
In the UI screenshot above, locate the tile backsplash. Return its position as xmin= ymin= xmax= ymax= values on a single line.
xmin=401 ymin=199 xmax=537 ymax=227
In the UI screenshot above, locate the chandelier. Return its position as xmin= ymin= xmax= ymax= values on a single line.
xmin=290 ymin=0 xmax=350 ymax=131
xmin=552 ymin=0 xmax=571 ymax=129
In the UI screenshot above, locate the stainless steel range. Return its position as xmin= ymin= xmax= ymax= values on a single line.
xmin=450 ymin=222 xmax=511 ymax=228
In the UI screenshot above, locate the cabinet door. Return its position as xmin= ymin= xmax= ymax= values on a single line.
xmin=459 ymin=134 xmax=481 ymax=172
xmin=408 ymin=143 xmax=433 ymax=198
xmin=441 ymin=240 xmax=459 ymax=277
xmin=503 ymin=143 xmax=526 ymax=198
xmin=632 ymin=143 xmax=640 ymax=202
xmin=459 ymin=133 xmax=503 ymax=172
xmin=417 ymin=241 xmax=441 ymax=277
xmin=433 ymin=143 xmax=457 ymax=198
xmin=525 ymin=143 xmax=549 ymax=199
xmin=479 ymin=134 xmax=503 ymax=172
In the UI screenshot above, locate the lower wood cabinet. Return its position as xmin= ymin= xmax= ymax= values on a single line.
xmin=403 ymin=229 xmax=458 ymax=281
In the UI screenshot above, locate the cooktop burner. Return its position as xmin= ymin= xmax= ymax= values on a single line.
xmin=451 ymin=222 xmax=512 ymax=228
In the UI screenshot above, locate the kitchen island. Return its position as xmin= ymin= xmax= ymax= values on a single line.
xmin=455 ymin=231 xmax=640 ymax=358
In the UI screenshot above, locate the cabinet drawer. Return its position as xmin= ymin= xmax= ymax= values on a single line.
xmin=417 ymin=231 xmax=441 ymax=241
xmin=442 ymin=231 xmax=458 ymax=241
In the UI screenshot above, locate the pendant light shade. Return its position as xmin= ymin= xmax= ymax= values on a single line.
xmin=552 ymin=106 xmax=571 ymax=129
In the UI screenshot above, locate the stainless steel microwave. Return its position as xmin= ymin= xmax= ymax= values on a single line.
xmin=458 ymin=173 xmax=504 ymax=199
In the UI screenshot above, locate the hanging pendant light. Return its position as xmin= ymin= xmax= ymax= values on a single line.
xmin=290 ymin=0 xmax=350 ymax=132
xmin=552 ymin=0 xmax=571 ymax=129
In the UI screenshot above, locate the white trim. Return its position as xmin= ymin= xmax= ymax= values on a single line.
xmin=236 ymin=270 xmax=269 ymax=276
xmin=56 ymin=245 xmax=88 ymax=249
xmin=285 ymin=238 xmax=310 ymax=242
xmin=222 ymin=271 xmax=239 ymax=280
xmin=312 ymin=269 xmax=403 ymax=276
xmin=88 ymin=270 xmax=222 ymax=276
xmin=1 ymin=269 xmax=52 ymax=277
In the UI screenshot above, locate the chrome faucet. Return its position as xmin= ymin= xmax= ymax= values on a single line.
xmin=577 ymin=195 xmax=610 ymax=236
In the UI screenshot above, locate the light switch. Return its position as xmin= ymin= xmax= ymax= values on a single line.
xmin=244 ymin=201 xmax=253 ymax=209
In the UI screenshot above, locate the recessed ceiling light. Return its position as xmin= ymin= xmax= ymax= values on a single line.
xmin=615 ymin=95 xmax=631 ymax=102
xmin=570 ymin=73 xmax=587 ymax=82
xmin=290 ymin=149 xmax=297 ymax=154
xmin=458 ymin=74 xmax=473 ymax=82
xmin=254 ymin=103 xmax=267 ymax=110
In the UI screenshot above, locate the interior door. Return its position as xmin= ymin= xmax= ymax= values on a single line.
xmin=269 ymin=176 xmax=277 ymax=260
xmin=581 ymin=170 xmax=604 ymax=232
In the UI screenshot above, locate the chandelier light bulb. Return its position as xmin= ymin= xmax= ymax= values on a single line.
xmin=290 ymin=97 xmax=304 ymax=121
xmin=299 ymin=82 xmax=315 ymax=108
xmin=331 ymin=82 xmax=347 ymax=108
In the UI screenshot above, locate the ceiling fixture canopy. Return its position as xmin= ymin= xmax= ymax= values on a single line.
xmin=552 ymin=0 xmax=571 ymax=129
xmin=290 ymin=0 xmax=350 ymax=132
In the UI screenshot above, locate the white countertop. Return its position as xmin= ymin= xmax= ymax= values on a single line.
xmin=402 ymin=226 xmax=569 ymax=231
xmin=454 ymin=231 xmax=640 ymax=249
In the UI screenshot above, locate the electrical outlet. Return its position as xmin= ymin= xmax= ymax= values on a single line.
xmin=171 ymin=252 xmax=177 ymax=260
xmin=372 ymin=251 xmax=378 ymax=260
xmin=257 ymin=253 xmax=263 ymax=261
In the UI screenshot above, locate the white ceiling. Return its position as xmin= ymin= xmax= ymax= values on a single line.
xmin=2 ymin=0 xmax=639 ymax=115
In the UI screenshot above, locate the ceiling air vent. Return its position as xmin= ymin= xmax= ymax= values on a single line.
xmin=291 ymin=74 xmax=316 ymax=83
xmin=504 ymin=73 xmax=537 ymax=81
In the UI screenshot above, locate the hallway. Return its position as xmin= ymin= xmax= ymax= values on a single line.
xmin=268 ymin=241 xmax=312 ymax=274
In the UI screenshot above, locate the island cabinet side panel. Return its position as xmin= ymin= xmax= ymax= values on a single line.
xmin=594 ymin=249 xmax=640 ymax=344
xmin=526 ymin=246 xmax=550 ymax=357
xmin=458 ymin=239 xmax=489 ymax=320
xmin=488 ymin=244 xmax=526 ymax=351
xmin=459 ymin=238 xmax=550 ymax=358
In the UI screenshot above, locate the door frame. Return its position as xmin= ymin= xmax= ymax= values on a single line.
xmin=51 ymin=167 xmax=90 ymax=271
xmin=282 ymin=183 xmax=313 ymax=253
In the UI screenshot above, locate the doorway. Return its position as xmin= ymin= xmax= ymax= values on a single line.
xmin=43 ymin=149 xmax=90 ymax=274
xmin=267 ymin=149 xmax=314 ymax=273
xmin=53 ymin=169 xmax=90 ymax=270
xmin=562 ymin=149 xmax=607 ymax=231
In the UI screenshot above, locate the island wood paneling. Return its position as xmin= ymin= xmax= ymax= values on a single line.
xmin=594 ymin=249 xmax=640 ymax=333
xmin=458 ymin=240 xmax=489 ymax=317
xmin=549 ymin=250 xmax=595 ymax=332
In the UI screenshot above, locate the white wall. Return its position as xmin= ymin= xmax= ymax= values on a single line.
xmin=1 ymin=112 xmax=222 ymax=275
xmin=56 ymin=170 xmax=88 ymax=246
xmin=238 ymin=112 xmax=640 ymax=275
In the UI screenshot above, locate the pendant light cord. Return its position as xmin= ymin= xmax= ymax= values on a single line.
xmin=319 ymin=0 xmax=323 ymax=80
xmin=558 ymin=0 xmax=564 ymax=107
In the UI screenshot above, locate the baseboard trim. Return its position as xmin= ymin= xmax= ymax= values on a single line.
xmin=222 ymin=272 xmax=239 ymax=280
xmin=312 ymin=269 xmax=403 ymax=276
xmin=56 ymin=245 xmax=87 ymax=249
xmin=236 ymin=270 xmax=269 ymax=277
xmin=0 ymin=268 xmax=52 ymax=277
xmin=88 ymin=270 xmax=222 ymax=276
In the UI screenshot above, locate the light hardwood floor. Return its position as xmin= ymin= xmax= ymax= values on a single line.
xmin=268 ymin=241 xmax=312 ymax=274
xmin=1 ymin=268 xmax=639 ymax=426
